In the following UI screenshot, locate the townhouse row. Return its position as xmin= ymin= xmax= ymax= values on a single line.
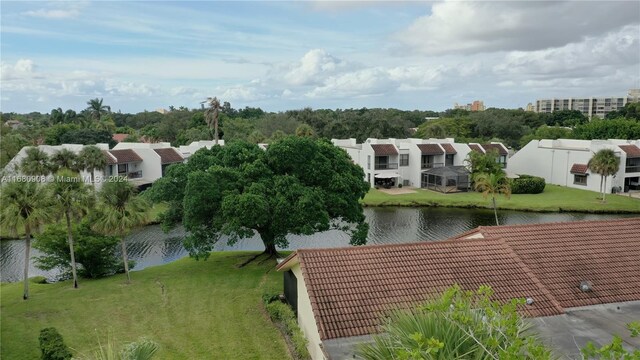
xmin=331 ymin=138 xmax=508 ymax=193
xmin=2 ymin=140 xmax=226 ymax=190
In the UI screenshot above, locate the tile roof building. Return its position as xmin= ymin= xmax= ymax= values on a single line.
xmin=277 ymin=218 xmax=640 ymax=359
xmin=3 ymin=142 xmax=187 ymax=190
xmin=331 ymin=138 xmax=508 ymax=191
xmin=508 ymin=139 xmax=640 ymax=194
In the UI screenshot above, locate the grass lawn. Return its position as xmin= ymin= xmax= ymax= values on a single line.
xmin=0 ymin=252 xmax=290 ymax=360
xmin=363 ymin=185 xmax=640 ymax=213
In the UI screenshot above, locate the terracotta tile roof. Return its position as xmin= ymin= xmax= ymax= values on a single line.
xmin=463 ymin=218 xmax=640 ymax=309
xmin=112 ymin=133 xmax=129 ymax=143
xmin=482 ymin=143 xmax=508 ymax=156
xmin=440 ymin=143 xmax=457 ymax=154
xmin=468 ymin=144 xmax=484 ymax=153
xmin=108 ymin=149 xmax=143 ymax=164
xmin=570 ymin=163 xmax=589 ymax=174
xmin=154 ymin=148 xmax=184 ymax=164
xmin=370 ymin=144 xmax=398 ymax=156
xmin=416 ymin=144 xmax=444 ymax=155
xmin=102 ymin=150 xmax=117 ymax=165
xmin=279 ymin=239 xmax=563 ymax=340
xmin=619 ymin=144 xmax=640 ymax=158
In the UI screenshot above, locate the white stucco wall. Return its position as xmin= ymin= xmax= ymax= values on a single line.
xmin=507 ymin=139 xmax=638 ymax=194
xmin=332 ymin=138 xmax=478 ymax=188
xmin=291 ymin=264 xmax=326 ymax=360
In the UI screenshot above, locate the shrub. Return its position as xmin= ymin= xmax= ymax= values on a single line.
xmin=34 ymin=223 xmax=122 ymax=279
xmin=266 ymin=301 xmax=294 ymax=322
xmin=30 ymin=276 xmax=48 ymax=284
xmin=510 ymin=175 xmax=546 ymax=194
xmin=265 ymin=301 xmax=309 ymax=359
xmin=262 ymin=292 xmax=280 ymax=305
xmin=39 ymin=327 xmax=72 ymax=360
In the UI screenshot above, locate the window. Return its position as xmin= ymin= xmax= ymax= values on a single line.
xmin=445 ymin=154 xmax=454 ymax=166
xmin=367 ymin=155 xmax=371 ymax=170
xmin=106 ymin=165 xmax=113 ymax=176
xmin=367 ymin=173 xmax=371 ymax=184
xmin=400 ymin=154 xmax=409 ymax=166
xmin=574 ymin=174 xmax=587 ymax=186
xmin=117 ymin=163 xmax=128 ymax=175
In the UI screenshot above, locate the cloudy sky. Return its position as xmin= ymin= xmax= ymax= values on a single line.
xmin=1 ymin=1 xmax=639 ymax=113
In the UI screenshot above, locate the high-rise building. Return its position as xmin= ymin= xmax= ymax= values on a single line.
xmin=453 ymin=100 xmax=485 ymax=112
xmin=534 ymin=89 xmax=639 ymax=119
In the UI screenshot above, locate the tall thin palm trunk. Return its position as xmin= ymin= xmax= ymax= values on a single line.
xmin=23 ymin=225 xmax=31 ymax=300
xmin=214 ymin=120 xmax=219 ymax=145
xmin=91 ymin=170 xmax=96 ymax=192
xmin=121 ymin=237 xmax=131 ymax=283
xmin=492 ymin=197 xmax=499 ymax=226
xmin=599 ymin=176 xmax=604 ymax=200
xmin=602 ymin=176 xmax=607 ymax=203
xmin=65 ymin=211 xmax=79 ymax=288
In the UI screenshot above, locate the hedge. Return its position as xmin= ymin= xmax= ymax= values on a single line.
xmin=265 ymin=301 xmax=310 ymax=359
xmin=510 ymin=175 xmax=546 ymax=194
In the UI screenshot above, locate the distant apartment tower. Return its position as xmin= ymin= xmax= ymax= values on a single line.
xmin=453 ymin=100 xmax=485 ymax=112
xmin=535 ymin=89 xmax=639 ymax=119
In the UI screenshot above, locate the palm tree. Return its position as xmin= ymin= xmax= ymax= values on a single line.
xmin=0 ymin=181 xmax=53 ymax=299
xmin=50 ymin=149 xmax=80 ymax=173
xmin=92 ymin=179 xmax=148 ymax=283
xmin=86 ymin=98 xmax=110 ymax=122
xmin=49 ymin=169 xmax=94 ymax=289
xmin=20 ymin=147 xmax=53 ymax=176
xmin=204 ymin=97 xmax=221 ymax=144
xmin=295 ymin=124 xmax=314 ymax=137
xmin=473 ymin=172 xmax=511 ymax=226
xmin=78 ymin=145 xmax=108 ymax=191
xmin=588 ymin=149 xmax=620 ymax=203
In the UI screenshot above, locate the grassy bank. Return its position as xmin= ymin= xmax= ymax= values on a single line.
xmin=0 ymin=202 xmax=168 ymax=240
xmin=362 ymin=185 xmax=640 ymax=213
xmin=0 ymin=252 xmax=290 ymax=360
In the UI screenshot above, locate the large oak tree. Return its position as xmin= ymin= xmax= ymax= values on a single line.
xmin=149 ymin=137 xmax=370 ymax=258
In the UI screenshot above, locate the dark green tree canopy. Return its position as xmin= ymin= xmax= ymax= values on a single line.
xmin=149 ymin=137 xmax=370 ymax=258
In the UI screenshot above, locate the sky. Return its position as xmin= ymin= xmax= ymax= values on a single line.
xmin=1 ymin=1 xmax=639 ymax=114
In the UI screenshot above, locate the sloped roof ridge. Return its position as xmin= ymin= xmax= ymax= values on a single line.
xmin=475 ymin=217 xmax=640 ymax=236
xmin=488 ymin=237 xmax=565 ymax=315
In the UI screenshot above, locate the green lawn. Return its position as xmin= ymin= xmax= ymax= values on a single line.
xmin=362 ymin=185 xmax=640 ymax=213
xmin=0 ymin=252 xmax=290 ymax=360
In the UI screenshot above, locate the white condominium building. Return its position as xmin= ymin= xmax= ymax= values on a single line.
xmin=535 ymin=89 xmax=639 ymax=119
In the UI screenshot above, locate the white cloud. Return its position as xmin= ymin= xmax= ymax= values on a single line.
xmin=284 ymin=49 xmax=352 ymax=86
xmin=23 ymin=8 xmax=80 ymax=19
xmin=1 ymin=59 xmax=36 ymax=80
xmin=395 ymin=1 xmax=640 ymax=55
xmin=493 ymin=25 xmax=640 ymax=80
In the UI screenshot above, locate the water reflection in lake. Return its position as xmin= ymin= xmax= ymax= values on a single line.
xmin=1 ymin=207 xmax=636 ymax=282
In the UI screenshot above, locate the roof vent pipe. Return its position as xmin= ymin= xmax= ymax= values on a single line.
xmin=579 ymin=281 xmax=593 ymax=292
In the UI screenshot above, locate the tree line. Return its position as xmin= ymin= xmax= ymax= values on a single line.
xmin=3 ymin=99 xmax=639 ymax=170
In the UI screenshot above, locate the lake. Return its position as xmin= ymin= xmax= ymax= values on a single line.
xmin=1 ymin=207 xmax=636 ymax=282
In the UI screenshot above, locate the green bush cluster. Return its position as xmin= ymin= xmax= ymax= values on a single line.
xmin=34 ymin=223 xmax=132 ymax=280
xmin=510 ymin=175 xmax=546 ymax=194
xmin=265 ymin=301 xmax=310 ymax=360
xmin=39 ymin=327 xmax=72 ymax=360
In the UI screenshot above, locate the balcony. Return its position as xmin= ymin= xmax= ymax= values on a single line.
xmin=375 ymin=162 xmax=398 ymax=170
xmin=127 ymin=171 xmax=143 ymax=179
xmin=421 ymin=162 xmax=444 ymax=170
xmin=626 ymin=160 xmax=640 ymax=173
